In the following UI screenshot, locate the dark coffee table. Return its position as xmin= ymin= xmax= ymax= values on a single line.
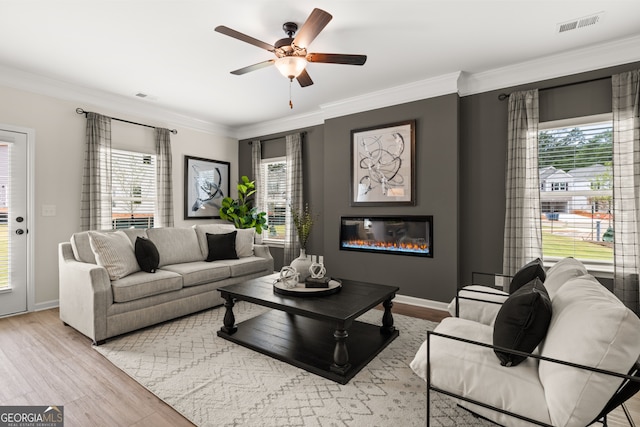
xmin=217 ymin=274 xmax=399 ymax=384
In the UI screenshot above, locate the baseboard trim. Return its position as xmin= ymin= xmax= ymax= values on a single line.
xmin=34 ymin=299 xmax=59 ymax=312
xmin=394 ymin=294 xmax=449 ymax=312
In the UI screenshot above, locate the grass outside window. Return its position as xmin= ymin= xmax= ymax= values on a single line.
xmin=542 ymin=228 xmax=613 ymax=262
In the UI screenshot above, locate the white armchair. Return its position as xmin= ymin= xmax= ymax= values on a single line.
xmin=412 ymin=259 xmax=640 ymax=427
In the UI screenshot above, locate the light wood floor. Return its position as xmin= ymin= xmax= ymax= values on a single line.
xmin=0 ymin=304 xmax=637 ymax=426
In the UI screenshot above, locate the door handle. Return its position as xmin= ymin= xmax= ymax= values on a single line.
xmin=15 ymin=229 xmax=24 ymax=235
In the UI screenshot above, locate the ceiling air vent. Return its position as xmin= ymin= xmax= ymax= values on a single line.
xmin=557 ymin=12 xmax=604 ymax=34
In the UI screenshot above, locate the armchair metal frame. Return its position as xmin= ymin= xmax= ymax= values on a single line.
xmin=425 ymin=330 xmax=640 ymax=427
xmin=453 ymin=272 xmax=512 ymax=317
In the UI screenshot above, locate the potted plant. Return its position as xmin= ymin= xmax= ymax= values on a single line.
xmin=219 ymin=176 xmax=267 ymax=235
xmin=292 ymin=203 xmax=314 ymax=251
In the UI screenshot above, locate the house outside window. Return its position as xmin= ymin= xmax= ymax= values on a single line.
xmin=260 ymin=157 xmax=287 ymax=243
xmin=111 ymin=149 xmax=156 ymax=229
xmin=538 ymin=114 xmax=613 ymax=266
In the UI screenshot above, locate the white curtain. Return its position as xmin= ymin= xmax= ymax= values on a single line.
xmin=612 ymin=69 xmax=640 ymax=314
xmin=155 ymin=128 xmax=173 ymax=227
xmin=284 ymin=133 xmax=303 ymax=264
xmin=80 ymin=112 xmax=112 ymax=230
xmin=503 ymin=89 xmax=542 ymax=275
xmin=251 ymin=140 xmax=264 ymax=214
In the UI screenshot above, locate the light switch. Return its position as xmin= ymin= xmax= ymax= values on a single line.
xmin=42 ymin=204 xmax=56 ymax=216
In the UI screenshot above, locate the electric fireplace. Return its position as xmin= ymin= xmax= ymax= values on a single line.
xmin=340 ymin=216 xmax=433 ymax=257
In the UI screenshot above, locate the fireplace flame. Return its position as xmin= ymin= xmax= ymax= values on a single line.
xmin=342 ymin=239 xmax=429 ymax=253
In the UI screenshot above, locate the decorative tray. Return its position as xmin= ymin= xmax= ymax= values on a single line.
xmin=273 ymin=278 xmax=342 ymax=297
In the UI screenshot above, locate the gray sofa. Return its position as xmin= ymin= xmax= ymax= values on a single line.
xmin=58 ymin=224 xmax=274 ymax=344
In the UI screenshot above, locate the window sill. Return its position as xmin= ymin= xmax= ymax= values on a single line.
xmin=261 ymin=239 xmax=284 ymax=249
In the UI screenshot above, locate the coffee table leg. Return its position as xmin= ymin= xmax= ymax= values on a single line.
xmin=220 ymin=293 xmax=237 ymax=334
xmin=330 ymin=328 xmax=351 ymax=375
xmin=381 ymin=296 xmax=396 ymax=334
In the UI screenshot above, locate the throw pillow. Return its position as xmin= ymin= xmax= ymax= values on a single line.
xmin=493 ymin=277 xmax=552 ymax=367
xmin=88 ymin=231 xmax=140 ymax=280
xmin=206 ymin=231 xmax=238 ymax=262
xmin=135 ymin=237 xmax=160 ymax=273
xmin=509 ymin=258 xmax=546 ymax=294
xmin=235 ymin=228 xmax=255 ymax=258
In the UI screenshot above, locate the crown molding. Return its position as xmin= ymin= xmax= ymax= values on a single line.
xmin=234 ymin=71 xmax=462 ymax=139
xmin=234 ymin=110 xmax=325 ymax=141
xmin=0 ymin=65 xmax=233 ymax=137
xmin=319 ymin=71 xmax=462 ymax=120
xmin=458 ymin=34 xmax=640 ymax=96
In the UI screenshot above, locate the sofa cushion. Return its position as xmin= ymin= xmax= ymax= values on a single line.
xmin=411 ymin=317 xmax=550 ymax=427
xmin=538 ymin=275 xmax=640 ymax=427
xmin=206 ymin=231 xmax=238 ymax=262
xmin=447 ymin=285 xmax=509 ymax=326
xmin=119 ymin=228 xmax=148 ymax=244
xmin=493 ymin=278 xmax=552 ymax=367
xmin=509 ymin=258 xmax=546 ymax=293
xmin=88 ymin=231 xmax=140 ymax=280
xmin=147 ymin=227 xmax=204 ymax=267
xmin=194 ymin=224 xmax=255 ymax=258
xmin=193 ymin=223 xmax=236 ymax=258
xmin=111 ymin=269 xmax=183 ymax=303
xmin=218 ymin=257 xmax=271 ymax=277
xmin=135 ymin=237 xmax=160 ymax=273
xmin=235 ymin=228 xmax=255 ymax=258
xmin=71 ymin=229 xmax=148 ymax=264
xmin=161 ymin=262 xmax=231 ymax=287
xmin=543 ymin=257 xmax=588 ymax=299
xmin=71 ymin=231 xmax=97 ymax=264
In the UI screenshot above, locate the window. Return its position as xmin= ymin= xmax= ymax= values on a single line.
xmin=538 ymin=114 xmax=613 ymax=265
xmin=260 ymin=157 xmax=287 ymax=242
xmin=551 ymin=182 xmax=568 ymax=191
xmin=111 ymin=149 xmax=156 ymax=229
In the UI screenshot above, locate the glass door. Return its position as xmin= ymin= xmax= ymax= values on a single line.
xmin=0 ymin=129 xmax=28 ymax=316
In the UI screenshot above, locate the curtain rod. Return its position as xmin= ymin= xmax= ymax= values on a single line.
xmin=497 ymin=76 xmax=612 ymax=101
xmin=248 ymin=132 xmax=307 ymax=144
xmin=75 ymin=108 xmax=178 ymax=134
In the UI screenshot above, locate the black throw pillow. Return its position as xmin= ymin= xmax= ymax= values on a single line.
xmin=509 ymin=258 xmax=546 ymax=294
xmin=135 ymin=236 xmax=159 ymax=273
xmin=206 ymin=231 xmax=238 ymax=262
xmin=493 ymin=277 xmax=552 ymax=367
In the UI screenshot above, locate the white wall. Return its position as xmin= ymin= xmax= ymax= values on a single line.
xmin=0 ymin=84 xmax=237 ymax=309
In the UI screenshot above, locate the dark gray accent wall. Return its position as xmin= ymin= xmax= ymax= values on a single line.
xmin=238 ymin=60 xmax=640 ymax=304
xmin=323 ymin=95 xmax=460 ymax=302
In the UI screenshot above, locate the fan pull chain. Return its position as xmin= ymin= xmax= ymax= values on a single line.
xmin=289 ymin=79 xmax=294 ymax=109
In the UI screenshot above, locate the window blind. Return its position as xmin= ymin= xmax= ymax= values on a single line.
xmin=111 ymin=149 xmax=156 ymax=229
xmin=261 ymin=158 xmax=287 ymax=241
xmin=0 ymin=144 xmax=8 ymax=289
xmin=538 ymin=121 xmax=613 ymax=263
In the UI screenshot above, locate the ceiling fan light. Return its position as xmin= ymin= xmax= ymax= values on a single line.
xmin=275 ymin=56 xmax=307 ymax=79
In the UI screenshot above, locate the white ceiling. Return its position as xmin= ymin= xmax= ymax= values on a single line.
xmin=2 ymin=1 xmax=640 ymax=137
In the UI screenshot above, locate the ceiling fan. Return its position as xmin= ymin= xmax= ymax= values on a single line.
xmin=214 ymin=8 xmax=367 ymax=88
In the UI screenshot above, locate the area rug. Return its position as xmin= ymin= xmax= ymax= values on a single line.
xmin=94 ymin=301 xmax=494 ymax=426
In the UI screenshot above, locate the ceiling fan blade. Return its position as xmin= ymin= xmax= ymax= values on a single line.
xmin=296 ymin=69 xmax=314 ymax=87
xmin=230 ymin=60 xmax=275 ymax=75
xmin=307 ymin=53 xmax=367 ymax=66
xmin=215 ymin=25 xmax=275 ymax=52
xmin=293 ymin=8 xmax=332 ymax=49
